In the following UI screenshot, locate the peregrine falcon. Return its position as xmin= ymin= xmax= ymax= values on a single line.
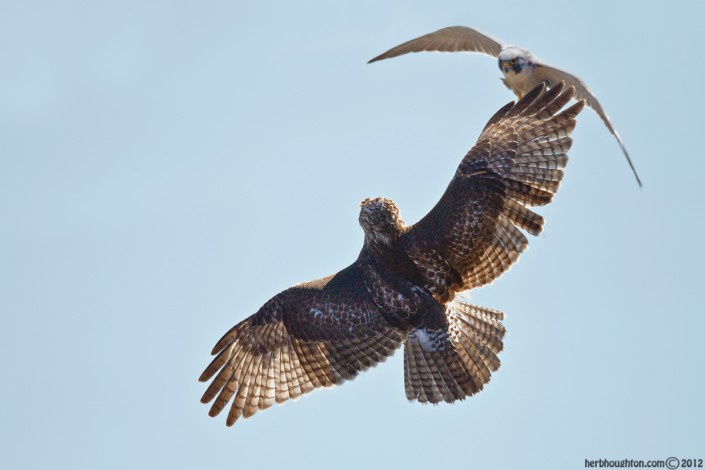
xmin=199 ymin=83 xmax=585 ymax=426
xmin=368 ymin=26 xmax=642 ymax=187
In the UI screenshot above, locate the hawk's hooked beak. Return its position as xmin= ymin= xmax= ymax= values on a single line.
xmin=498 ymin=60 xmax=510 ymax=73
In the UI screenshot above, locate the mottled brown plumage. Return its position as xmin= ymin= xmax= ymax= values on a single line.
xmin=200 ymin=83 xmax=585 ymax=425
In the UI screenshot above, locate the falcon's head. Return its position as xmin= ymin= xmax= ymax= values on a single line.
xmin=498 ymin=47 xmax=533 ymax=76
xmin=359 ymin=197 xmax=405 ymax=247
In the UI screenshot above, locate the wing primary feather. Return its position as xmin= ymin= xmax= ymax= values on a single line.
xmin=526 ymin=81 xmax=565 ymax=116
xmin=199 ymin=342 xmax=234 ymax=383
xmin=242 ymin=353 xmax=265 ymax=419
xmin=504 ymin=83 xmax=546 ymax=118
xmin=481 ymin=101 xmax=515 ymax=134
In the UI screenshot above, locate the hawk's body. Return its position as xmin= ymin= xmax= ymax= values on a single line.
xmin=200 ymin=83 xmax=585 ymax=426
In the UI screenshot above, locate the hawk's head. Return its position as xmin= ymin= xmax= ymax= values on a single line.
xmin=359 ymin=197 xmax=405 ymax=247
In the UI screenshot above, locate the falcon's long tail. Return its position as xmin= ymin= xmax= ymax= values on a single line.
xmin=403 ymin=302 xmax=505 ymax=403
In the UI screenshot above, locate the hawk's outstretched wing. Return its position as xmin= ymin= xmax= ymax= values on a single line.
xmin=368 ymin=26 xmax=503 ymax=63
xmin=403 ymin=83 xmax=585 ymax=300
xmin=199 ymin=264 xmax=406 ymax=426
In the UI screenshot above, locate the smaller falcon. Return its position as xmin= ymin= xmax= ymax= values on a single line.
xmin=368 ymin=26 xmax=642 ymax=187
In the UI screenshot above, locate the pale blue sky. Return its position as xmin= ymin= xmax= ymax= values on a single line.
xmin=2 ymin=1 xmax=704 ymax=469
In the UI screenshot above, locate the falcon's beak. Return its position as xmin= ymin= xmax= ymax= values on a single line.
xmin=499 ymin=60 xmax=510 ymax=74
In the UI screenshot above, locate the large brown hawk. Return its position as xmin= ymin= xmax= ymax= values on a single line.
xmin=199 ymin=83 xmax=585 ymax=426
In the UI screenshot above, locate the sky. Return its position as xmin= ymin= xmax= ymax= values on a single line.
xmin=1 ymin=1 xmax=704 ymax=469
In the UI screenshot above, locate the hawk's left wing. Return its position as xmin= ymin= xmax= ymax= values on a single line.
xmin=402 ymin=83 xmax=584 ymax=301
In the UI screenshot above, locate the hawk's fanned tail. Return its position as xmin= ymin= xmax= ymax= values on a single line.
xmin=404 ymin=302 xmax=505 ymax=404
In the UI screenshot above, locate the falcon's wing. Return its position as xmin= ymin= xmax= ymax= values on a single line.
xmin=402 ymin=83 xmax=584 ymax=300
xmin=535 ymin=63 xmax=642 ymax=187
xmin=199 ymin=265 xmax=405 ymax=426
xmin=368 ymin=26 xmax=503 ymax=63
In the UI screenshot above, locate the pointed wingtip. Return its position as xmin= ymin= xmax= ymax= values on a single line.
xmin=616 ymin=137 xmax=643 ymax=188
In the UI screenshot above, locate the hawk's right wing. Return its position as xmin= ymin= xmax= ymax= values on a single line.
xmin=368 ymin=26 xmax=504 ymax=63
xmin=402 ymin=83 xmax=585 ymax=301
